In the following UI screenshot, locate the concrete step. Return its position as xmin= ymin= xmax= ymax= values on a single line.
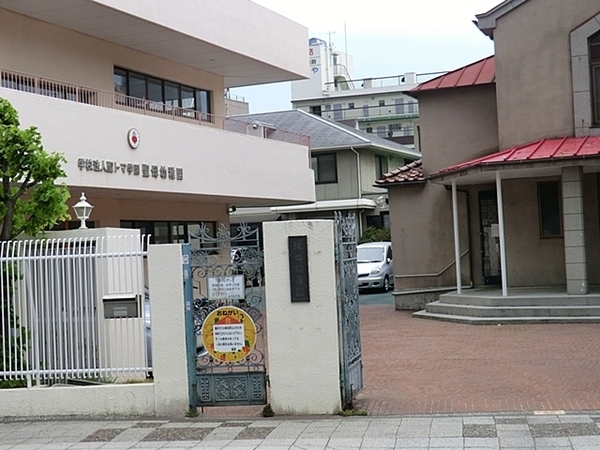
xmin=438 ymin=292 xmax=600 ymax=307
xmin=425 ymin=301 xmax=600 ymax=318
xmin=412 ymin=310 xmax=600 ymax=325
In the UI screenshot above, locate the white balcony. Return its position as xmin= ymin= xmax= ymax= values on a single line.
xmin=0 ymin=69 xmax=315 ymax=207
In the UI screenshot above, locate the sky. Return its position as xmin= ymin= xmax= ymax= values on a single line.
xmin=231 ymin=0 xmax=501 ymax=113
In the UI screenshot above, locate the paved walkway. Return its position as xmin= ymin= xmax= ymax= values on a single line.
xmin=3 ymin=413 xmax=600 ymax=449
xmin=355 ymin=304 xmax=600 ymax=415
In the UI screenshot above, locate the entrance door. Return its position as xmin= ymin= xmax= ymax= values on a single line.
xmin=478 ymin=191 xmax=501 ymax=285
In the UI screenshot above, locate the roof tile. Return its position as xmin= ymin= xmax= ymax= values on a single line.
xmin=375 ymin=160 xmax=424 ymax=186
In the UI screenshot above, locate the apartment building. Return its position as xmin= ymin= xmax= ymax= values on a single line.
xmin=0 ymin=0 xmax=315 ymax=241
xmin=291 ymin=37 xmax=435 ymax=147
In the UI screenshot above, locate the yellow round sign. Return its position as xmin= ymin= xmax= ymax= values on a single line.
xmin=201 ymin=306 xmax=257 ymax=362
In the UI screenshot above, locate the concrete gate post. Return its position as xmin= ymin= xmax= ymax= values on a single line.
xmin=263 ymin=220 xmax=342 ymax=415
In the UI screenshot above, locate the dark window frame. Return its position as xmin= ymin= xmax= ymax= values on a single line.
xmin=589 ymin=32 xmax=600 ymax=125
xmin=113 ymin=67 xmax=212 ymax=116
xmin=376 ymin=154 xmax=389 ymax=179
xmin=537 ymin=181 xmax=563 ymax=238
xmin=311 ymin=153 xmax=338 ymax=184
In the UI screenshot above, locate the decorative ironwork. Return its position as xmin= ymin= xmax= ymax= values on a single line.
xmin=190 ymin=222 xmax=267 ymax=406
xmin=335 ymin=212 xmax=363 ymax=408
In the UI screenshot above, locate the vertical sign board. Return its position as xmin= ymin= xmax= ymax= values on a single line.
xmin=288 ymin=235 xmax=310 ymax=302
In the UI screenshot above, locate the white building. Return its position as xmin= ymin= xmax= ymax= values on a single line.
xmin=0 ymin=0 xmax=315 ymax=240
xmin=291 ymin=38 xmax=433 ymax=147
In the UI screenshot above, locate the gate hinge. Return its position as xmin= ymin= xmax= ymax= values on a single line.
xmin=334 ymin=245 xmax=339 ymax=262
xmin=265 ymin=374 xmax=270 ymax=387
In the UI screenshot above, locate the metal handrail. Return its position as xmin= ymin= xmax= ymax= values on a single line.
xmin=395 ymin=249 xmax=470 ymax=278
xmin=0 ymin=68 xmax=310 ymax=147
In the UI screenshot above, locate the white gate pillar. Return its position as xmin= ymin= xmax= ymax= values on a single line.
xmin=263 ymin=220 xmax=342 ymax=415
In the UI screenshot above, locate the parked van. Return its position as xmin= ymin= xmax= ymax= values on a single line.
xmin=357 ymin=242 xmax=393 ymax=292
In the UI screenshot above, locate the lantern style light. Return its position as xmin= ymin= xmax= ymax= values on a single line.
xmin=73 ymin=192 xmax=94 ymax=229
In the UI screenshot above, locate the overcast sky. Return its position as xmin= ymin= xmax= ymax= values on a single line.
xmin=231 ymin=0 xmax=501 ymax=113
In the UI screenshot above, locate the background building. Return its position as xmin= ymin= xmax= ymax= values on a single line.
xmin=0 ymin=0 xmax=315 ymax=242
xmin=291 ymin=37 xmax=442 ymax=147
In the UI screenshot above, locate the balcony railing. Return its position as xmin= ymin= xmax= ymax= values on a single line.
xmin=0 ymin=68 xmax=309 ymax=147
xmin=324 ymin=70 xmax=447 ymax=93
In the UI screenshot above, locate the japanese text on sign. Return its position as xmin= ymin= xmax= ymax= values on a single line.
xmin=213 ymin=323 xmax=244 ymax=352
xmin=207 ymin=275 xmax=245 ymax=300
xmin=77 ymin=158 xmax=183 ymax=180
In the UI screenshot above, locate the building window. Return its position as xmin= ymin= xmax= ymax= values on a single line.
xmin=366 ymin=127 xmax=373 ymax=133
xmin=376 ymin=155 xmax=388 ymax=179
xmin=590 ymin=32 xmax=600 ymax=125
xmin=538 ymin=182 xmax=562 ymax=238
xmin=309 ymin=105 xmax=322 ymax=116
xmin=378 ymin=100 xmax=385 ymax=107
xmin=120 ymin=220 xmax=216 ymax=245
xmin=395 ymin=98 xmax=405 ymax=114
xmin=311 ymin=153 xmax=337 ymax=184
xmin=348 ymin=102 xmax=355 ymax=109
xmin=408 ymin=101 xmax=416 ymax=114
xmin=113 ymin=67 xmax=211 ymax=117
xmin=376 ymin=125 xmax=386 ymax=137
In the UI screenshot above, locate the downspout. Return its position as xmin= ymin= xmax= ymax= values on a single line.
xmin=350 ymin=146 xmax=363 ymax=238
xmin=445 ymin=184 xmax=473 ymax=288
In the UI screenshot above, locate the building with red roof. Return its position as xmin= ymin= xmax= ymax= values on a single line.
xmin=379 ymin=0 xmax=600 ymax=322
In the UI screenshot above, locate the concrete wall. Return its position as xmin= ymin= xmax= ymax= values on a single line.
xmin=0 ymin=237 xmax=190 ymax=417
xmin=417 ymin=85 xmax=498 ymax=175
xmin=493 ymin=0 xmax=600 ymax=148
xmin=0 ymin=88 xmax=315 ymax=208
xmin=263 ymin=220 xmax=342 ymax=415
xmin=63 ymin=196 xmax=229 ymax=229
xmin=389 ymin=183 xmax=470 ymax=309
xmin=499 ymin=174 xmax=600 ymax=287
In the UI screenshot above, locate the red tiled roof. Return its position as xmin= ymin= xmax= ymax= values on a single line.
xmin=411 ymin=56 xmax=495 ymax=93
xmin=433 ymin=136 xmax=600 ymax=177
xmin=375 ymin=160 xmax=424 ymax=186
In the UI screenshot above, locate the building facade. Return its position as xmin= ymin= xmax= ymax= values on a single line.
xmin=0 ymin=0 xmax=315 ymax=241
xmin=291 ymin=38 xmax=434 ymax=147
xmin=379 ymin=0 xmax=600 ymax=320
xmin=229 ymin=110 xmax=420 ymax=238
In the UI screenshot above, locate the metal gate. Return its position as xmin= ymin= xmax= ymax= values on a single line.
xmin=334 ymin=212 xmax=363 ymax=408
xmin=188 ymin=223 xmax=267 ymax=406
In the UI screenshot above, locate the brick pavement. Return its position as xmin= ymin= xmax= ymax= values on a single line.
xmin=199 ymin=303 xmax=600 ymax=418
xmin=354 ymin=304 xmax=600 ymax=415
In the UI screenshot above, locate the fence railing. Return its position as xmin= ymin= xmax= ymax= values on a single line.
xmin=0 ymin=235 xmax=150 ymax=386
xmin=0 ymin=68 xmax=310 ymax=147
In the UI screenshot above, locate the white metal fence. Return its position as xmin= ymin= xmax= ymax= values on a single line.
xmin=0 ymin=235 xmax=150 ymax=386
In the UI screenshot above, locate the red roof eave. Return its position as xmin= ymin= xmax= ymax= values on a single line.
xmin=412 ymin=56 xmax=496 ymax=93
xmin=431 ymin=136 xmax=600 ymax=179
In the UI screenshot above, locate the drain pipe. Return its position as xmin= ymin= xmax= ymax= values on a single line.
xmin=350 ymin=146 xmax=363 ymax=238
xmin=445 ymin=184 xmax=474 ymax=289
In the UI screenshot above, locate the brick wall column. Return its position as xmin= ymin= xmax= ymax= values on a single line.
xmin=562 ymin=166 xmax=588 ymax=294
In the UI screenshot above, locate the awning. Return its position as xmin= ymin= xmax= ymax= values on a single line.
xmin=430 ymin=136 xmax=600 ymax=185
xmin=271 ymin=198 xmax=376 ymax=214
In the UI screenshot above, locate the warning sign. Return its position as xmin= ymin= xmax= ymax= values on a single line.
xmin=201 ymin=306 xmax=257 ymax=362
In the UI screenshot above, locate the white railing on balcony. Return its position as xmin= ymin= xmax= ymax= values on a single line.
xmin=0 ymin=235 xmax=150 ymax=386
xmin=0 ymin=68 xmax=310 ymax=147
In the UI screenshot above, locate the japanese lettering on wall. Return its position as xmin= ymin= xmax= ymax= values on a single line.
xmin=77 ymin=158 xmax=183 ymax=181
xmin=288 ymin=235 xmax=310 ymax=302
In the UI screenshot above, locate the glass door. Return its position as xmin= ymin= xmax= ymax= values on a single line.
xmin=478 ymin=191 xmax=501 ymax=285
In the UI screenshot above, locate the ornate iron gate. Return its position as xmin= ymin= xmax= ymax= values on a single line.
xmin=189 ymin=223 xmax=267 ymax=406
xmin=334 ymin=212 xmax=363 ymax=408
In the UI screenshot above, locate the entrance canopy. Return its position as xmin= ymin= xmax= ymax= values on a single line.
xmin=430 ymin=136 xmax=600 ymax=186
